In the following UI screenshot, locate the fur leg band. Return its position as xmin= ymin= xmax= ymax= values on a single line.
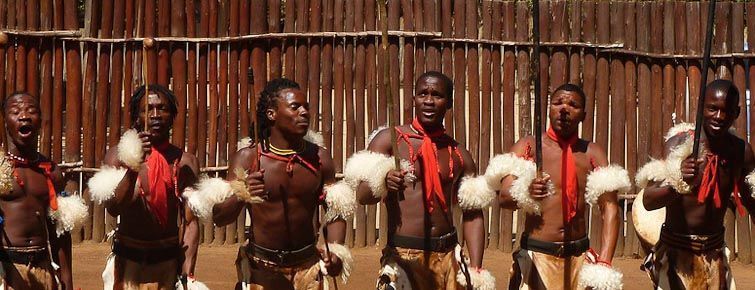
xmin=483 ymin=153 xmax=548 ymax=214
xmin=324 ymin=180 xmax=356 ymax=222
xmin=117 ymin=129 xmax=144 ymax=171
xmin=88 ymin=166 xmax=128 ymax=204
xmin=175 ymin=277 xmax=210 ymax=290
xmin=49 ymin=194 xmax=90 ymax=237
xmin=318 ymin=243 xmax=354 ymax=283
xmin=577 ymin=249 xmax=623 ymax=290
xmin=343 ymin=150 xmax=413 ymax=199
xmin=585 ymin=165 xmax=631 ymax=206
xmin=456 ymin=267 xmax=496 ymax=290
xmin=457 ymin=176 xmax=495 ymax=211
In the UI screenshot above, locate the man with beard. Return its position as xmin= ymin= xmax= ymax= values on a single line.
xmin=191 ymin=78 xmax=354 ymax=289
xmin=637 ymin=79 xmax=755 ymax=289
xmin=347 ymin=71 xmax=494 ymax=289
xmin=88 ymin=85 xmax=202 ymax=289
xmin=491 ymin=84 xmax=627 ymax=289
xmin=0 ymin=92 xmax=88 ymax=289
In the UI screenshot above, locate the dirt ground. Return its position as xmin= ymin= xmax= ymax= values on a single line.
xmin=73 ymin=242 xmax=755 ymax=289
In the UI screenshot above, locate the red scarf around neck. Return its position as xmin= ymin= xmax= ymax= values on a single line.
xmin=411 ymin=118 xmax=448 ymax=213
xmin=546 ymin=128 xmax=579 ymax=223
xmin=145 ymin=142 xmax=173 ymax=227
xmin=8 ymin=153 xmax=58 ymax=210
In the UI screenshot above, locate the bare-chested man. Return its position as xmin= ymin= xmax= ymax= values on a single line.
xmin=638 ymin=79 xmax=755 ymax=289
xmin=493 ymin=84 xmax=627 ymax=290
xmin=348 ymin=71 xmax=494 ymax=290
xmin=198 ymin=78 xmax=353 ymax=289
xmin=88 ymin=85 xmax=202 ymax=289
xmin=0 ymin=92 xmax=88 ymax=289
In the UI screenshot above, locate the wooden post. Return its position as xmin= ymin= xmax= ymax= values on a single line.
xmin=63 ymin=0 xmax=83 ymax=242
xmin=197 ymin=0 xmax=210 ymax=243
xmin=674 ymin=1 xmax=688 ymax=123
xmin=365 ymin=0 xmax=377 ymax=247
xmin=623 ymin=1 xmax=639 ymax=258
xmin=205 ymin=0 xmax=218 ymax=245
xmin=498 ymin=0 xmax=514 ymax=253
xmin=590 ymin=0 xmax=610 ymax=250
xmin=94 ymin=0 xmax=114 ymax=240
xmin=38 ymin=0 xmax=52 ymax=159
xmin=268 ymin=0 xmax=281 ymax=78
xmin=732 ymin=1 xmax=750 ymax=265
xmin=224 ymin=0 xmax=239 ymax=245
xmin=452 ymin=0 xmax=465 ymax=143
xmin=513 ymin=0 xmax=530 ymax=247
xmin=353 ymin=0 xmax=367 ymax=248
xmin=608 ymin=1 xmax=625 ymax=256
xmin=581 ymin=1 xmax=596 ymax=142
xmin=215 ymin=0 xmax=230 ymax=245
xmin=649 ymin=2 xmax=664 ymax=159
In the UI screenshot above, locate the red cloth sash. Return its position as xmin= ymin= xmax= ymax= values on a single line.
xmin=8 ymin=153 xmax=58 ymax=210
xmin=697 ymin=154 xmax=745 ymax=216
xmin=546 ymin=128 xmax=579 ymax=223
xmin=144 ymin=142 xmax=173 ymax=227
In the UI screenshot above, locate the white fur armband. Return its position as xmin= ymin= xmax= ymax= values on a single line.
xmin=319 ymin=243 xmax=354 ymax=283
xmin=186 ymin=176 xmax=255 ymax=221
xmin=49 ymin=194 xmax=90 ymax=237
xmin=457 ymin=176 xmax=495 ymax=211
xmin=324 ymin=180 xmax=357 ymax=222
xmin=88 ymin=166 xmax=128 ymax=204
xmin=484 ymin=153 xmax=546 ymax=215
xmin=0 ymin=154 xmax=13 ymax=196
xmin=746 ymin=170 xmax=755 ymax=199
xmin=117 ymin=129 xmax=144 ymax=171
xmin=343 ymin=150 xmax=413 ymax=199
xmin=456 ymin=268 xmax=496 ymax=290
xmin=577 ymin=263 xmax=623 ymax=290
xmin=585 ymin=165 xmax=631 ymax=205
xmin=175 ymin=277 xmax=210 ymax=290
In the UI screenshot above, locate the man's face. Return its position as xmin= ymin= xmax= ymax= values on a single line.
xmin=138 ymin=92 xmax=174 ymax=139
xmin=702 ymin=89 xmax=738 ymax=138
xmin=413 ymin=76 xmax=450 ymax=127
xmin=548 ymin=90 xmax=585 ymax=137
xmin=268 ymin=88 xmax=310 ymax=136
xmin=4 ymin=94 xmax=41 ymax=148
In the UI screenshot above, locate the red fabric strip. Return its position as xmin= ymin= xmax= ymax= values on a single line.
xmin=546 ymin=128 xmax=579 ymax=223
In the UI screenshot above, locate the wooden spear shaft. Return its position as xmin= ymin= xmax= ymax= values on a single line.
xmin=691 ymin=0 xmax=717 ymax=164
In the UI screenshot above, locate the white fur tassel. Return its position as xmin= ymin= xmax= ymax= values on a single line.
xmin=88 ymin=166 xmax=128 ymax=204
xmin=117 ymin=129 xmax=144 ymax=171
xmin=747 ymin=170 xmax=755 ymax=199
xmin=577 ymin=263 xmax=624 ymax=290
xmin=585 ymin=165 xmax=631 ymax=206
xmin=483 ymin=153 xmax=545 ymax=215
xmin=664 ymin=122 xmax=694 ymax=141
xmin=305 ymin=130 xmax=326 ymax=149
xmin=456 ymin=268 xmax=496 ymax=290
xmin=237 ymin=137 xmax=253 ymax=151
xmin=342 ymin=151 xmax=413 ymax=199
xmin=186 ymin=177 xmax=235 ymax=221
xmin=175 ymin=277 xmax=210 ymax=290
xmin=635 ymin=159 xmax=671 ymax=189
xmin=634 ymin=123 xmax=697 ymax=194
xmin=324 ymin=181 xmax=357 ymax=222
xmin=49 ymin=194 xmax=90 ymax=237
xmin=319 ymin=243 xmax=354 ymax=283
xmin=457 ymin=176 xmax=495 ymax=211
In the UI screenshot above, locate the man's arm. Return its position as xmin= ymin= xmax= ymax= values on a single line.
xmin=179 ymin=153 xmax=201 ymax=277
xmin=100 ymin=149 xmax=140 ymax=215
xmin=498 ymin=136 xmax=535 ymax=209
xmin=355 ymin=129 xmax=400 ymax=205
xmin=212 ymin=148 xmax=254 ymax=226
xmin=50 ymin=166 xmax=73 ymax=289
xmin=459 ymin=148 xmax=484 ymax=268
xmin=588 ymin=144 xmax=620 ymax=262
xmin=321 ymin=147 xmax=346 ymax=243
xmin=642 ymin=135 xmax=700 ymax=210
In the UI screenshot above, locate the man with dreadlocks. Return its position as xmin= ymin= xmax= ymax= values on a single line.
xmin=189 ymin=78 xmax=354 ymax=289
xmin=486 ymin=84 xmax=627 ymax=290
xmin=346 ymin=71 xmax=494 ymax=290
xmin=88 ymin=84 xmax=204 ymax=289
xmin=0 ymin=92 xmax=88 ymax=289
xmin=636 ymin=79 xmax=755 ymax=289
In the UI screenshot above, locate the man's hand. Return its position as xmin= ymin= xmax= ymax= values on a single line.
xmin=319 ymin=248 xmax=343 ymax=277
xmin=244 ymin=169 xmax=268 ymax=200
xmin=529 ymin=175 xmax=551 ymax=199
xmin=385 ymin=169 xmax=406 ymax=193
xmin=681 ymin=156 xmax=705 ymax=187
xmin=138 ymin=131 xmax=152 ymax=159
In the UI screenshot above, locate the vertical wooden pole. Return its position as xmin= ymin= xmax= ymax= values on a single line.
xmin=328 ymin=0 xmax=339 ymax=167
xmin=732 ymin=1 xmax=750 ymax=265
xmin=661 ymin=1 xmax=675 ymax=135
xmin=636 ymin=2 xmax=652 ymax=199
xmin=649 ymin=2 xmax=664 ymax=159
xmin=38 ymin=0 xmax=52 ymax=159
xmin=452 ymin=0 xmax=465 ymax=143
xmin=205 ymin=0 xmax=218 ymax=245
xmin=623 ymin=1 xmax=639 ymax=258
xmin=590 ymin=0 xmax=610 ymax=250
xmin=171 ymin=0 xmax=187 ymax=149
xmin=674 ymin=2 xmax=688 ymax=123
xmin=63 ymin=0 xmax=82 ymax=242
xmin=186 ymin=0 xmax=198 ymax=155
xmin=608 ymin=1 xmax=625 ymax=257
xmin=514 ymin=0 xmax=530 ymax=247
xmin=224 ymin=0 xmax=239 ymax=245
xmin=581 ymin=1 xmax=596 ymax=142
xmin=498 ymin=0 xmax=513 ymax=253
xmin=156 ymin=0 xmax=170 ymax=86
xmin=52 ymin=0 xmax=65 ymax=162
xmin=197 ymin=0 xmax=210 ymax=243
xmin=568 ymin=1 xmax=581 ymax=85
xmin=215 ymin=0 xmax=230 ymax=245
xmin=479 ymin=0 xmax=493 ymax=248
xmin=365 ymin=0 xmax=377 ymax=247
xmin=353 ymin=0 xmax=367 ymax=248
xmin=95 ymin=0 xmax=114 ymax=239
xmin=81 ymin=0 xmax=100 ymax=242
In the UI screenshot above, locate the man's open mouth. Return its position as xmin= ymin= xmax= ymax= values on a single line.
xmin=18 ymin=125 xmax=33 ymax=137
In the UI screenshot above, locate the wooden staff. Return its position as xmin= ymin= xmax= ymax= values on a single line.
xmin=143 ymin=38 xmax=153 ymax=132
xmin=691 ymin=0 xmax=716 ymax=163
xmin=532 ymin=0 xmax=543 ymax=173
xmin=378 ymin=0 xmax=404 ymax=201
